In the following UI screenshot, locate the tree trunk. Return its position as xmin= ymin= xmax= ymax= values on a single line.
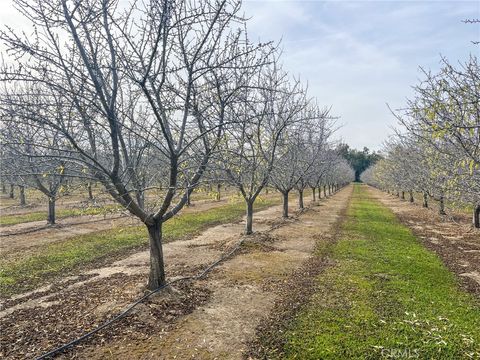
xmin=48 ymin=197 xmax=56 ymax=224
xmin=147 ymin=220 xmax=166 ymax=290
xmin=1 ymin=182 xmax=5 ymax=193
xmin=401 ymin=191 xmax=405 ymax=200
xmin=19 ymin=185 xmax=26 ymax=206
xmin=324 ymin=185 xmax=327 ymax=198
xmin=409 ymin=191 xmax=414 ymax=203
xmin=136 ymin=190 xmax=145 ymax=209
xmin=265 ymin=187 xmax=269 ymax=195
xmin=473 ymin=205 xmax=480 ymax=229
xmin=87 ymin=182 xmax=94 ymax=200
xmin=186 ymin=189 xmax=191 ymax=206
xmin=282 ymin=191 xmax=289 ymax=218
xmin=246 ymin=200 xmax=254 ymax=235
xmin=328 ymin=184 xmax=331 ymax=196
xmin=312 ymin=187 xmax=316 ymax=202
xmin=422 ymin=192 xmax=428 ymax=208
xmin=298 ymin=189 xmax=304 ymax=209
xmin=439 ymin=196 xmax=446 ymax=215
xmin=318 ymin=186 xmax=322 ymax=199
xmin=216 ymin=183 xmax=221 ymax=201
xmin=9 ymin=183 xmax=14 ymax=199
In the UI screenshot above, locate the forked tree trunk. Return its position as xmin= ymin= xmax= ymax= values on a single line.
xmin=401 ymin=191 xmax=405 ymax=200
xmin=422 ymin=192 xmax=428 ymax=208
xmin=312 ymin=187 xmax=316 ymax=202
xmin=9 ymin=183 xmax=14 ymax=199
xmin=246 ymin=200 xmax=254 ymax=235
xmin=409 ymin=191 xmax=414 ymax=203
xmin=474 ymin=205 xmax=480 ymax=229
xmin=216 ymin=183 xmax=221 ymax=201
xmin=48 ymin=197 xmax=56 ymax=224
xmin=147 ymin=219 xmax=166 ymax=290
xmin=298 ymin=189 xmax=304 ymax=209
xmin=19 ymin=185 xmax=26 ymax=206
xmin=282 ymin=191 xmax=289 ymax=218
xmin=439 ymin=196 xmax=446 ymax=215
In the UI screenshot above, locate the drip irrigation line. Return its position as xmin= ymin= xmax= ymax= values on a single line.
xmin=34 ymin=237 xmax=246 ymax=360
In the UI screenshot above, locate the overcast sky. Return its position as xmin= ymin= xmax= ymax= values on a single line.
xmin=241 ymin=0 xmax=479 ymax=150
xmin=0 ymin=0 xmax=478 ymax=151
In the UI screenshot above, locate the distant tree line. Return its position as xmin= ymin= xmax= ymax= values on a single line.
xmin=338 ymin=145 xmax=382 ymax=182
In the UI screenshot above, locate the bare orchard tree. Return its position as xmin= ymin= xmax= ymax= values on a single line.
xmin=270 ymin=107 xmax=331 ymax=218
xmin=394 ymin=57 xmax=479 ymax=179
xmin=0 ymin=0 xmax=264 ymax=289
xmin=388 ymin=56 xmax=480 ymax=225
xmin=0 ymin=135 xmax=26 ymax=205
xmin=221 ymin=56 xmax=309 ymax=234
xmin=328 ymin=156 xmax=354 ymax=190
xmin=0 ymin=109 xmax=71 ymax=224
xmin=293 ymin=107 xmax=333 ymax=209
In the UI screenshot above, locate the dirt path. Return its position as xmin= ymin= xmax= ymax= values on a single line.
xmin=0 ymin=187 xmax=351 ymax=359
xmin=76 ymin=186 xmax=352 ymax=359
xmin=0 ymin=198 xmax=235 ymax=261
xmin=368 ymin=186 xmax=480 ymax=297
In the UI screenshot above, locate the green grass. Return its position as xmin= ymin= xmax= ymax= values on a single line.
xmin=0 ymin=205 xmax=123 ymax=226
xmin=280 ymin=184 xmax=480 ymax=359
xmin=0 ymin=197 xmax=279 ymax=296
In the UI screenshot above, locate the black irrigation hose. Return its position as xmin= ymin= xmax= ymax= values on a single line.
xmin=34 ymin=237 xmax=246 ymax=360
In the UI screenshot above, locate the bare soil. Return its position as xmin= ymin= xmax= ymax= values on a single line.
xmin=368 ymin=187 xmax=480 ymax=297
xmin=0 ymin=188 xmax=352 ymax=360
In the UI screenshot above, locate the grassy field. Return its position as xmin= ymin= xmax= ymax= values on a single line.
xmin=279 ymin=184 xmax=480 ymax=359
xmin=0 ymin=197 xmax=280 ymax=296
xmin=0 ymin=204 xmax=123 ymax=226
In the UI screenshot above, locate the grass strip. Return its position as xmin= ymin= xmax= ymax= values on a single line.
xmin=0 ymin=197 xmax=279 ymax=296
xmin=280 ymin=184 xmax=480 ymax=359
xmin=0 ymin=205 xmax=123 ymax=227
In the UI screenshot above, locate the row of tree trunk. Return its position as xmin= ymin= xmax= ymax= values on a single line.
xmin=389 ymin=189 xmax=479 ymax=229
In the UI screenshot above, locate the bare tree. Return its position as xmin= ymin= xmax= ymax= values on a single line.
xmin=221 ymin=56 xmax=309 ymax=233
xmin=0 ymin=0 xmax=264 ymax=289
